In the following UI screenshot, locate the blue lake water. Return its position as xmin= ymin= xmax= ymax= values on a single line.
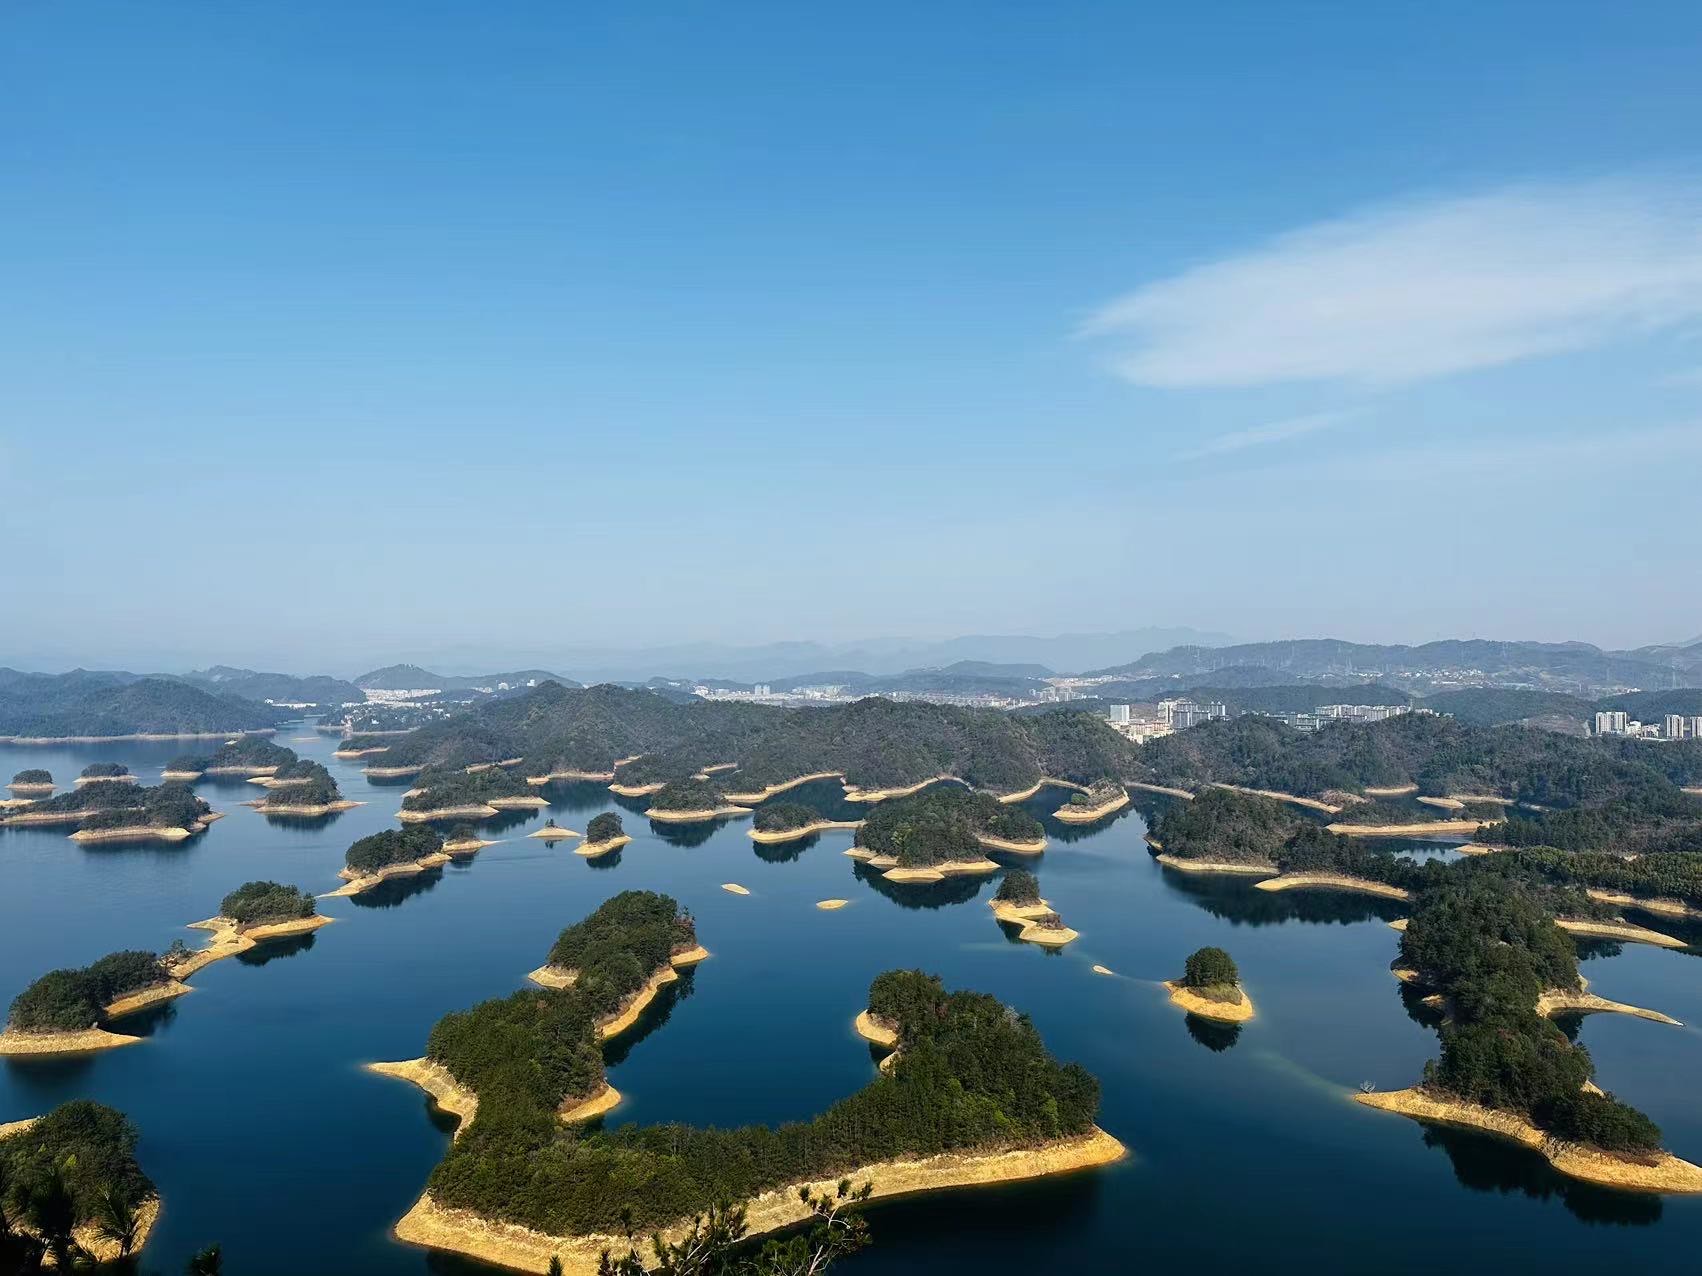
xmin=3 ymin=727 xmax=1700 ymax=1273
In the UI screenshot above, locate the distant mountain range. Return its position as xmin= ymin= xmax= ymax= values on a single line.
xmin=353 ymin=664 xmax=581 ymax=693
xmin=1086 ymin=638 xmax=1702 ymax=696
xmin=170 ymin=665 xmax=364 ymax=706
xmin=0 ymin=669 xmax=288 ymax=738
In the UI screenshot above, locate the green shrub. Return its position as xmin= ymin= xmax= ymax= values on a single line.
xmin=1183 ymin=947 xmax=1238 ymax=989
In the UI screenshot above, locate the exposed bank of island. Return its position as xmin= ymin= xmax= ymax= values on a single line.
xmin=2 ymin=779 xmax=221 ymax=843
xmin=173 ymin=881 xmax=332 ymax=977
xmin=1054 ymin=779 xmax=1129 ymax=824
xmin=349 ymin=681 xmax=1140 ymax=813
xmin=201 ymin=736 xmax=299 ymax=776
xmin=844 ymin=785 xmax=1042 ymax=883
xmin=399 ymin=765 xmax=548 ymax=822
xmin=0 ymin=1101 xmax=160 ymax=1268
xmin=1149 ymin=787 xmax=1429 ymax=898
xmin=330 ymin=827 xmax=452 ymax=896
xmin=643 ymin=779 xmax=752 ymax=823
xmin=251 ymin=760 xmax=361 ymax=817
xmin=1357 ymin=872 xmax=1702 ymax=1192
xmin=75 ymin=762 xmax=136 ymax=786
xmin=987 ymin=869 xmax=1078 ymax=946
xmin=0 ymin=949 xmax=187 ymax=1054
xmin=528 ymin=818 xmax=582 ymax=842
xmin=576 ymin=811 xmax=631 ymax=857
xmin=521 ymin=891 xmax=707 ymax=1036
xmin=441 ymin=823 xmax=499 ymax=854
xmin=379 ymin=961 xmax=1121 ymax=1274
xmin=8 ymin=768 xmax=54 ymax=795
xmin=748 ymin=802 xmax=863 ymax=844
xmin=1164 ymin=947 xmax=1254 ymax=1023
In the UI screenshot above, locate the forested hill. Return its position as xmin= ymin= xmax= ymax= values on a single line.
xmin=360 ymin=681 xmax=1139 ymax=793
xmin=354 ymin=664 xmax=580 ymax=692
xmin=171 ymin=666 xmax=362 ymax=707
xmin=0 ymin=671 xmax=289 ymax=738
xmin=1088 ymin=637 xmax=1702 ymax=694
xmin=1138 ymin=713 xmax=1702 ymax=810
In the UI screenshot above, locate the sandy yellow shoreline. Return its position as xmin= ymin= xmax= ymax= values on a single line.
xmin=644 ymin=804 xmax=753 ymax=822
xmin=103 ymin=980 xmax=192 ymax=1019
xmin=1326 ymin=818 xmax=1488 ymax=837
xmin=721 ymin=882 xmax=751 ymax=895
xmin=490 ymin=796 xmax=550 ymax=810
xmin=1585 ymin=889 xmax=1702 ymax=921
xmin=854 ymin=1009 xmax=900 ymax=1049
xmin=255 ymin=799 xmax=363 ymax=817
xmin=575 ymin=835 xmax=631 ymax=858
xmin=1053 ymin=792 xmax=1130 ymax=824
xmin=327 ymin=854 xmax=453 ymax=897
xmin=74 ymin=773 xmax=137 ymax=786
xmin=720 ymin=771 xmax=849 ymax=803
xmin=247 ymin=775 xmax=313 ymax=788
xmin=367 ymin=764 xmax=426 ymax=778
xmin=607 ymin=781 xmax=665 ymax=797
xmin=1253 ymin=873 xmax=1412 ymax=901
xmin=443 ymin=836 xmax=498 ymax=854
xmin=398 ymin=803 xmax=500 ymax=822
xmin=843 ymin=774 xmax=959 ymax=803
xmin=528 ymin=825 xmax=582 ymax=841
xmin=1208 ymin=783 xmax=1340 ymax=815
xmin=1536 ymin=984 xmax=1681 ymax=1026
xmin=68 ymin=823 xmax=199 ymax=843
xmin=876 ymin=857 xmax=999 ymax=883
xmin=527 ymin=949 xmax=711 ymax=1039
xmin=390 ymin=1128 xmax=1126 ymax=1274
xmin=1556 ymin=917 xmax=1687 ymax=949
xmin=171 ymin=914 xmax=336 ymax=977
xmin=1415 ymin=795 xmax=1465 ymax=811
xmin=977 ymin=833 xmax=1048 ymax=853
xmin=1152 ymin=853 xmax=1276 ymax=876
xmin=525 ymin=768 xmax=616 ymax=785
xmin=4 ymin=809 xmax=104 ymax=826
xmin=368 ymin=1058 xmax=480 ymax=1134
xmin=1128 ymin=781 xmax=1195 ymax=800
xmin=561 ymin=1083 xmax=622 ymax=1123
xmin=205 ymin=764 xmax=280 ymax=777
xmin=159 ymin=769 xmax=203 ymax=781
xmin=817 ymin=898 xmax=850 ymax=910
xmin=0 ymin=1026 xmax=145 ymax=1056
xmin=748 ymin=819 xmax=862 ymax=844
xmin=1363 ymin=784 xmax=1418 ymax=797
xmin=1163 ymin=980 xmax=1255 ymax=1023
xmin=7 ymin=783 xmax=55 ymax=797
xmin=1355 ymin=1088 xmax=1702 ymax=1193
xmin=0 ymin=729 xmax=273 ymax=745
xmin=333 ymin=746 xmax=390 ymax=759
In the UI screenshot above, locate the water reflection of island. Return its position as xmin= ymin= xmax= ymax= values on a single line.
xmin=852 ymin=861 xmax=986 ymax=910
xmin=648 ymin=819 xmax=720 ymax=849
xmin=1421 ymin=1124 xmax=1663 ymax=1225
xmin=541 ymin=780 xmax=618 ymax=815
xmin=600 ymin=968 xmax=693 ymax=1069
xmin=1183 ymin=1015 xmax=1241 ymax=1052
xmin=235 ymin=931 xmax=318 ymax=967
xmin=348 ymin=867 xmax=446 ymax=910
xmin=257 ymin=809 xmax=348 ymax=833
xmin=1159 ymin=867 xmax=1407 ymax=928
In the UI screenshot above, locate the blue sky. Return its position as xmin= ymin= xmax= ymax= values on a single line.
xmin=3 ymin=2 xmax=1700 ymax=671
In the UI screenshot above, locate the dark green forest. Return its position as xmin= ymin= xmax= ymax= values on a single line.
xmin=854 ymin=785 xmax=1043 ymax=866
xmin=344 ymin=827 xmax=445 ymax=874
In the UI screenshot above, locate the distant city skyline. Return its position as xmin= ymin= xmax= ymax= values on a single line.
xmin=4 ymin=4 xmax=1700 ymax=658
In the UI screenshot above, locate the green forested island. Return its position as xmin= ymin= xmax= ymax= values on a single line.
xmin=257 ymin=761 xmax=350 ymax=813
xmin=585 ymin=811 xmax=625 ymax=845
xmin=7 ymin=951 xmax=176 ymax=1034
xmin=647 ymin=778 xmax=737 ymax=813
xmin=355 ymin=682 xmax=1138 ymax=796
xmin=9 ymin=768 xmax=53 ymax=788
xmin=0 ymin=669 xmax=287 ymax=739
xmin=345 ymin=827 xmax=446 ymax=875
xmin=204 ymin=737 xmax=298 ymax=773
xmin=77 ymin=762 xmax=132 ymax=781
xmin=413 ymin=953 xmax=1104 ymax=1243
xmin=855 ymin=785 xmax=1044 ymax=866
xmin=0 ymin=1101 xmax=158 ymax=1268
xmin=751 ymin=802 xmax=824 ymax=833
xmin=401 ymin=765 xmax=534 ymax=814
xmin=5 ymin=780 xmax=213 ymax=836
xmin=219 ymin=881 xmax=317 ymax=928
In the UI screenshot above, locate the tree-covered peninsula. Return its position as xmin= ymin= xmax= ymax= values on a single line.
xmin=400 ymin=765 xmax=542 ymax=818
xmin=0 ymin=1101 xmax=159 ymax=1268
xmin=5 ymin=950 xmax=177 ymax=1037
xmin=853 ymin=784 xmax=1045 ymax=870
xmin=76 ymin=762 xmax=133 ymax=782
xmin=583 ymin=811 xmax=627 ymax=850
xmin=344 ymin=827 xmax=446 ymax=877
xmin=355 ymin=682 xmax=1139 ymax=797
xmin=218 ymin=881 xmax=317 ymax=928
xmin=256 ymin=761 xmax=354 ymax=815
xmin=8 ymin=768 xmax=53 ymax=791
xmin=203 ymin=736 xmax=298 ymax=774
xmin=3 ymin=780 xmax=216 ymax=841
xmin=384 ymin=956 xmax=1114 ymax=1270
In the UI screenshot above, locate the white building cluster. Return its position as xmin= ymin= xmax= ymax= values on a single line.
xmin=1596 ymin=710 xmax=1702 ymax=741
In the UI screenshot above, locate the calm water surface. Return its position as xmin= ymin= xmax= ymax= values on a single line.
xmin=3 ymin=728 xmax=1699 ymax=1273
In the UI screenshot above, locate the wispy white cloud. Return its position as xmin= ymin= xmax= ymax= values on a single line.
xmin=1176 ymin=409 xmax=1351 ymax=461
xmin=1082 ymin=176 xmax=1702 ymax=389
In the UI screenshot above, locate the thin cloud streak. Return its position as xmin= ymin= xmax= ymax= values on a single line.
xmin=1083 ymin=176 xmax=1702 ymax=389
xmin=1176 ymin=410 xmax=1352 ymax=461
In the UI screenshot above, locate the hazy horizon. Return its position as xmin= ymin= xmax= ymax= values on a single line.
xmin=5 ymin=5 xmax=1701 ymax=662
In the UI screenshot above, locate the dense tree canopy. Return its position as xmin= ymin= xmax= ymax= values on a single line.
xmin=994 ymin=868 xmax=1041 ymax=905
xmin=1182 ymin=947 xmax=1239 ymax=990
xmin=401 ymin=765 xmax=528 ymax=811
xmin=586 ymin=812 xmax=624 ymax=844
xmin=9 ymin=769 xmax=51 ymax=785
xmin=8 ymin=951 xmax=169 ymax=1032
xmin=345 ymin=826 xmax=444 ymax=874
xmin=78 ymin=762 xmax=131 ymax=779
xmin=219 ymin=881 xmax=316 ymax=928
xmin=855 ymin=785 xmax=1042 ymax=866
xmin=0 ymin=1100 xmax=155 ymax=1267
